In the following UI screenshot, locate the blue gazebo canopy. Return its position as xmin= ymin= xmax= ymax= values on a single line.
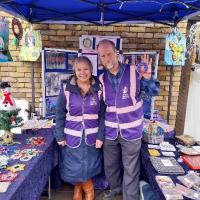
xmin=0 ymin=0 xmax=200 ymax=26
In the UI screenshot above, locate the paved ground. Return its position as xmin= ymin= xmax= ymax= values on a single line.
xmin=40 ymin=183 xmax=123 ymax=200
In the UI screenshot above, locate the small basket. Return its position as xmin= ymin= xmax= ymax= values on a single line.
xmin=143 ymin=132 xmax=164 ymax=144
xmin=142 ymin=121 xmax=165 ymax=144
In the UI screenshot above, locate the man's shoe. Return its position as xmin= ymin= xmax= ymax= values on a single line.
xmin=103 ymin=190 xmax=122 ymax=200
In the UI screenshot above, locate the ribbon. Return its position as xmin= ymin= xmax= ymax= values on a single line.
xmin=3 ymin=93 xmax=13 ymax=106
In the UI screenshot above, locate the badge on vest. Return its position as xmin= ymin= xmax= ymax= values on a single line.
xmin=122 ymin=86 xmax=129 ymax=100
xmin=90 ymin=96 xmax=97 ymax=106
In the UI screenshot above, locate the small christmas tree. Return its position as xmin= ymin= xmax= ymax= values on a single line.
xmin=0 ymin=109 xmax=23 ymax=131
xmin=0 ymin=82 xmax=23 ymax=145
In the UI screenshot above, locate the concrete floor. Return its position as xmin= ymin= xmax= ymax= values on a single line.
xmin=40 ymin=184 xmax=123 ymax=200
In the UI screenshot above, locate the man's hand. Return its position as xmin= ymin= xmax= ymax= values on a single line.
xmin=57 ymin=140 xmax=67 ymax=147
xmin=95 ymin=139 xmax=103 ymax=148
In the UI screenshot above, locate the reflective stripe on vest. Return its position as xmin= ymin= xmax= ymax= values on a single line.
xmin=105 ymin=118 xmax=143 ymax=129
xmin=106 ymin=100 xmax=143 ymax=113
xmin=66 ymin=113 xmax=98 ymax=122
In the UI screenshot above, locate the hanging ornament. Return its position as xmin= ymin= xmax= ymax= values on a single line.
xmin=11 ymin=18 xmax=23 ymax=47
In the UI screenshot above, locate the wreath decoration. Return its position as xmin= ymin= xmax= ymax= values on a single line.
xmin=11 ymin=18 xmax=23 ymax=47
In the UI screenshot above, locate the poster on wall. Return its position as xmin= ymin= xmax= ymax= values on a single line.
xmin=42 ymin=48 xmax=78 ymax=119
xmin=79 ymin=35 xmax=122 ymax=52
xmin=19 ymin=28 xmax=42 ymax=61
xmin=0 ymin=18 xmax=12 ymax=62
xmin=123 ymin=52 xmax=159 ymax=119
xmin=164 ymin=29 xmax=186 ymax=66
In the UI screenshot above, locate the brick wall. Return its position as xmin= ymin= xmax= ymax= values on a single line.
xmin=0 ymin=11 xmax=188 ymax=128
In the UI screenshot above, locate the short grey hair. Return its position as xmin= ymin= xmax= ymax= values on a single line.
xmin=97 ymin=39 xmax=116 ymax=51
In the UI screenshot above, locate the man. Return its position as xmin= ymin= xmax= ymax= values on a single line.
xmin=97 ymin=39 xmax=156 ymax=200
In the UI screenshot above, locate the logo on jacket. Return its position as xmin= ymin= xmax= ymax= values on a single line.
xmin=122 ymin=86 xmax=129 ymax=100
xmin=90 ymin=96 xmax=97 ymax=105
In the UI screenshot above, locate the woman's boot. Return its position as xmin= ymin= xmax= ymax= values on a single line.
xmin=73 ymin=183 xmax=83 ymax=200
xmin=82 ymin=179 xmax=94 ymax=200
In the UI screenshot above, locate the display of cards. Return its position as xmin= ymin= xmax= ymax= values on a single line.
xmin=176 ymin=183 xmax=200 ymax=200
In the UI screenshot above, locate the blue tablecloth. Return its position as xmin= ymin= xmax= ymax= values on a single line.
xmin=140 ymin=139 xmax=199 ymax=200
xmin=0 ymin=128 xmax=58 ymax=200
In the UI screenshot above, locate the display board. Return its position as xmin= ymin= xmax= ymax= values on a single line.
xmin=42 ymin=48 xmax=78 ymax=119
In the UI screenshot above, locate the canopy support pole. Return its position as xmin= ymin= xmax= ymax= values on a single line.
xmin=31 ymin=62 xmax=35 ymax=113
xmin=167 ymin=65 xmax=173 ymax=123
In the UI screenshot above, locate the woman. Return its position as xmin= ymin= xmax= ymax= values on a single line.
xmin=54 ymin=56 xmax=105 ymax=200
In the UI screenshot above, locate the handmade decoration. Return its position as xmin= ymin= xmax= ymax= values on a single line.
xmin=0 ymin=155 xmax=9 ymax=169
xmin=182 ymin=155 xmax=200 ymax=170
xmin=7 ymin=164 xmax=25 ymax=173
xmin=26 ymin=137 xmax=45 ymax=147
xmin=11 ymin=148 xmax=42 ymax=161
xmin=19 ymin=26 xmax=42 ymax=61
xmin=0 ymin=17 xmax=12 ymax=62
xmin=11 ymin=18 xmax=23 ymax=47
xmin=164 ymin=28 xmax=186 ymax=66
xmin=0 ymin=171 xmax=19 ymax=182
xmin=0 ymin=182 xmax=11 ymax=193
xmin=175 ymin=134 xmax=196 ymax=146
xmin=0 ymin=82 xmax=23 ymax=145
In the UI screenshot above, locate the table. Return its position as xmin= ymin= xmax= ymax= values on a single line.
xmin=0 ymin=128 xmax=58 ymax=200
xmin=140 ymin=139 xmax=199 ymax=200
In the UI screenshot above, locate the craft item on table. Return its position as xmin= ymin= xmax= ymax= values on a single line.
xmin=22 ymin=119 xmax=52 ymax=130
xmin=182 ymin=155 xmax=200 ymax=170
xmin=161 ymin=151 xmax=175 ymax=157
xmin=192 ymin=146 xmax=200 ymax=152
xmin=26 ymin=137 xmax=45 ymax=147
xmin=155 ymin=176 xmax=174 ymax=189
xmin=7 ymin=164 xmax=25 ymax=173
xmin=142 ymin=120 xmax=165 ymax=144
xmin=0 ymin=171 xmax=18 ymax=182
xmin=160 ymin=142 xmax=176 ymax=151
xmin=0 ymin=182 xmax=10 ymax=193
xmin=19 ymin=26 xmax=42 ymax=61
xmin=11 ymin=148 xmax=42 ymax=161
xmin=150 ymin=156 xmax=185 ymax=174
xmin=148 ymin=149 xmax=160 ymax=157
xmin=177 ymin=172 xmax=200 ymax=191
xmin=179 ymin=146 xmax=200 ymax=156
xmin=161 ymin=186 xmax=183 ymax=200
xmin=0 ymin=146 xmax=7 ymax=154
xmin=176 ymin=134 xmax=196 ymax=146
xmin=164 ymin=28 xmax=186 ymax=66
xmin=148 ymin=144 xmax=160 ymax=149
xmin=0 ymin=155 xmax=9 ymax=169
xmin=176 ymin=183 xmax=200 ymax=200
xmin=11 ymin=18 xmax=23 ymax=47
xmin=155 ymin=176 xmax=183 ymax=200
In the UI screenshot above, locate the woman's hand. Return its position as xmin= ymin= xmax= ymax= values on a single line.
xmin=57 ymin=140 xmax=67 ymax=147
xmin=95 ymin=139 xmax=103 ymax=148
